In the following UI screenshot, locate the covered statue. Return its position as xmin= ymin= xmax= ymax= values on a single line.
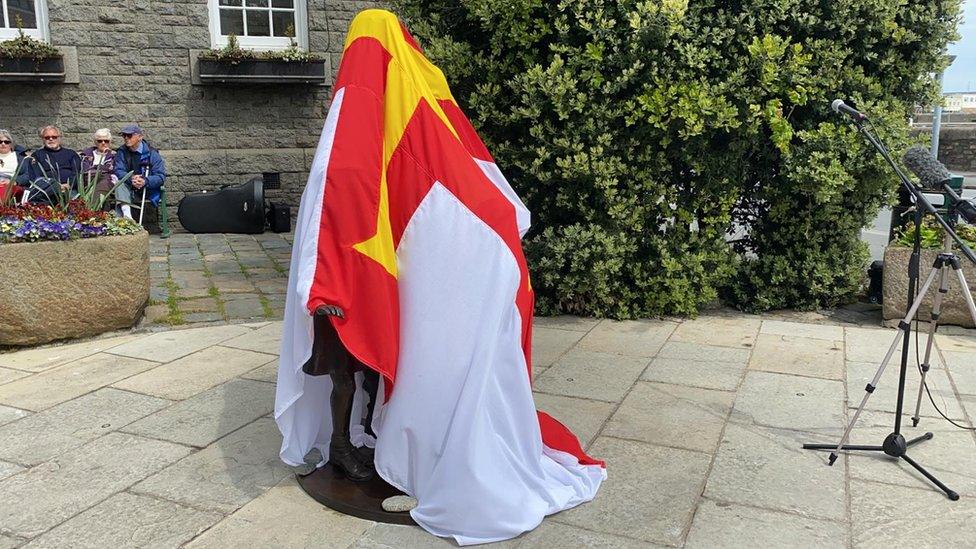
xmin=275 ymin=9 xmax=606 ymax=545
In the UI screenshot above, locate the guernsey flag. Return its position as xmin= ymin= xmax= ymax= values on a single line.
xmin=275 ymin=10 xmax=604 ymax=545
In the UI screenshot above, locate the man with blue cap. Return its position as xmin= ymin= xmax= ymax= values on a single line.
xmin=114 ymin=124 xmax=166 ymax=232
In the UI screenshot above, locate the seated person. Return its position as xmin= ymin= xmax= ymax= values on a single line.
xmin=114 ymin=124 xmax=166 ymax=232
xmin=0 ymin=129 xmax=29 ymax=202
xmin=80 ymin=129 xmax=118 ymax=211
xmin=16 ymin=125 xmax=81 ymax=202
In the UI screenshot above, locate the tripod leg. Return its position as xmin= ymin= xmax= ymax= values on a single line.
xmin=912 ymin=266 xmax=949 ymax=427
xmin=823 ymin=267 xmax=942 ymax=465
xmin=901 ymin=453 xmax=960 ymax=500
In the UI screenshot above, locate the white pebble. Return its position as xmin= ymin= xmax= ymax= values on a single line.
xmin=381 ymin=495 xmax=418 ymax=513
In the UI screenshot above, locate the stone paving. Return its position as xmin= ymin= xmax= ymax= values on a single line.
xmin=2 ymin=313 xmax=976 ymax=547
xmin=143 ymin=233 xmax=293 ymax=328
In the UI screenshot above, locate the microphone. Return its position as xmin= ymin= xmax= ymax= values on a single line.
xmin=902 ymin=145 xmax=976 ymax=224
xmin=831 ymin=99 xmax=868 ymax=122
xmin=902 ymin=145 xmax=952 ymax=190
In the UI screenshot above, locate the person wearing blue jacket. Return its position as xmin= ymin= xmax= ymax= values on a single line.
xmin=114 ymin=124 xmax=166 ymax=233
xmin=16 ymin=126 xmax=81 ymax=202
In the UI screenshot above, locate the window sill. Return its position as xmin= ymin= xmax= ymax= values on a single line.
xmin=0 ymin=47 xmax=79 ymax=84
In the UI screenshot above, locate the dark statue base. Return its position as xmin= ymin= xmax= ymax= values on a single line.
xmin=296 ymin=464 xmax=417 ymax=525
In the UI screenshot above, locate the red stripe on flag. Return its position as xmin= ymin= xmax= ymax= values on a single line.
xmin=308 ymin=38 xmax=399 ymax=389
xmin=386 ymin=100 xmax=534 ymax=378
xmin=438 ymin=100 xmax=494 ymax=163
xmin=538 ymin=411 xmax=605 ymax=467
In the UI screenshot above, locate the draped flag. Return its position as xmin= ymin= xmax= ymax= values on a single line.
xmin=275 ymin=9 xmax=605 ymax=544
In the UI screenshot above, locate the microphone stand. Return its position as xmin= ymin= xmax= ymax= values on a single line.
xmin=801 ymin=116 xmax=974 ymax=501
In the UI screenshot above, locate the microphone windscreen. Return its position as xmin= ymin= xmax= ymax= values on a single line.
xmin=902 ymin=145 xmax=952 ymax=189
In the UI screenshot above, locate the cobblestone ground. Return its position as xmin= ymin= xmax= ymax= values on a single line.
xmin=144 ymin=232 xmax=293 ymax=327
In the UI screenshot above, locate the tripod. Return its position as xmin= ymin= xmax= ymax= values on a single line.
xmin=802 ymin=115 xmax=976 ymax=501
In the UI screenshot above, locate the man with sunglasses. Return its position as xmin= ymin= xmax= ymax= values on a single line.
xmin=114 ymin=124 xmax=167 ymax=233
xmin=17 ymin=126 xmax=81 ymax=200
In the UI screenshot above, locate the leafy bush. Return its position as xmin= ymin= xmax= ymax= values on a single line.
xmin=394 ymin=0 xmax=960 ymax=317
xmin=0 ymin=16 xmax=60 ymax=61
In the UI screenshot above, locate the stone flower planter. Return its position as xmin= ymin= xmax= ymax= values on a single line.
xmin=0 ymin=56 xmax=66 ymax=83
xmin=197 ymin=58 xmax=326 ymax=85
xmin=882 ymin=245 xmax=976 ymax=328
xmin=0 ymin=232 xmax=149 ymax=346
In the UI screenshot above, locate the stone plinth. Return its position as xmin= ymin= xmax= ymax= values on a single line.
xmin=0 ymin=232 xmax=149 ymax=346
xmin=882 ymin=246 xmax=976 ymax=328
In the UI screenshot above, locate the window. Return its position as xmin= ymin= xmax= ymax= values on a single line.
xmin=208 ymin=0 xmax=308 ymax=50
xmin=0 ymin=0 xmax=50 ymax=41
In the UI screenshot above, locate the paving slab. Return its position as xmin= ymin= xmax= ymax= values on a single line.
xmin=106 ymin=325 xmax=251 ymax=363
xmin=576 ymin=319 xmax=676 ymax=358
xmin=934 ymin=332 xmax=976 ymax=353
xmin=731 ymin=371 xmax=846 ymax=433
xmin=179 ymin=298 xmax=220 ymax=313
xmin=669 ymin=315 xmax=761 ymax=349
xmin=748 ymin=334 xmax=844 ymax=380
xmin=0 ymin=388 xmax=171 ymax=466
xmin=240 ymin=360 xmax=278 ymax=383
xmin=133 ymin=418 xmax=291 ymax=513
xmin=0 ymin=461 xmax=23 ymax=482
xmin=531 ymin=327 xmax=584 ymax=373
xmin=552 ymin=436 xmax=710 ymax=546
xmin=0 ymin=368 xmax=29 ymax=386
xmin=847 ymin=360 xmax=965 ymax=420
xmin=847 ymin=326 xmax=944 ymax=366
xmin=183 ymin=312 xmax=224 ymax=323
xmin=0 ymin=353 xmax=159 ymax=412
xmin=186 ymin=476 xmax=371 ymax=548
xmin=533 ymin=349 xmax=648 ymax=403
xmin=641 ymin=357 xmax=746 ymax=392
xmin=24 ymin=492 xmax=221 ymax=549
xmin=604 ymin=382 xmax=733 ymax=454
xmin=532 ymin=392 xmax=615 ymax=448
xmin=223 ymin=297 xmax=266 ymax=319
xmin=114 ymin=346 xmax=273 ymax=401
xmin=760 ymin=320 xmax=845 ymax=341
xmin=122 ymin=378 xmax=274 ymax=447
xmin=685 ymin=498 xmax=848 ymax=548
xmin=352 ymin=523 xmax=497 ymax=548
xmin=943 ymin=350 xmax=976 ymax=394
xmin=0 ymin=334 xmax=142 ymax=373
xmin=0 ymin=406 xmax=28 ymax=427
xmin=0 ymin=432 xmax=191 ymax=539
xmin=846 ymin=411 xmax=976 ymax=497
xmin=704 ymin=424 xmax=847 ymax=521
xmin=850 ymin=479 xmax=976 ymax=547
xmin=655 ymin=340 xmax=752 ymax=364
xmin=517 ymin=521 xmax=654 ymax=548
xmin=219 ymin=322 xmax=283 ymax=355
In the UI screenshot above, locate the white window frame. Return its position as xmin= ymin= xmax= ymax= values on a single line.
xmin=207 ymin=0 xmax=308 ymax=51
xmin=0 ymin=0 xmax=50 ymax=41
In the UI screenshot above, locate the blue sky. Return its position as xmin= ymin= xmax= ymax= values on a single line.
xmin=945 ymin=0 xmax=976 ymax=92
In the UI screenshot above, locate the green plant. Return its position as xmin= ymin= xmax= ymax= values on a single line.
xmin=262 ymin=25 xmax=321 ymax=62
xmin=199 ymin=35 xmax=255 ymax=64
xmin=894 ymin=218 xmax=976 ymax=251
xmin=0 ymin=16 xmax=61 ymax=62
xmin=395 ymin=0 xmax=960 ymax=317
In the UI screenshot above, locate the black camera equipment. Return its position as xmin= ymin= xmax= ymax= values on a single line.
xmin=802 ymin=100 xmax=976 ymax=501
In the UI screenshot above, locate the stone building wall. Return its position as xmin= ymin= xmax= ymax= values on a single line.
xmin=934 ymin=127 xmax=976 ymax=173
xmin=2 ymin=0 xmax=382 ymax=228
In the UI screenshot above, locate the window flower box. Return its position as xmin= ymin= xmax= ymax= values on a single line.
xmin=0 ymin=56 xmax=65 ymax=82
xmin=197 ymin=58 xmax=326 ymax=85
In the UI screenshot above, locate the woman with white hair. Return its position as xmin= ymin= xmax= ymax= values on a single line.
xmin=80 ymin=128 xmax=120 ymax=212
xmin=0 ymin=129 xmax=29 ymax=203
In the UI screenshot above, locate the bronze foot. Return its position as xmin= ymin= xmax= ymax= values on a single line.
xmin=330 ymin=440 xmax=374 ymax=482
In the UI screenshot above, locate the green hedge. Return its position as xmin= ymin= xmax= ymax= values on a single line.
xmin=395 ymin=0 xmax=960 ymax=316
